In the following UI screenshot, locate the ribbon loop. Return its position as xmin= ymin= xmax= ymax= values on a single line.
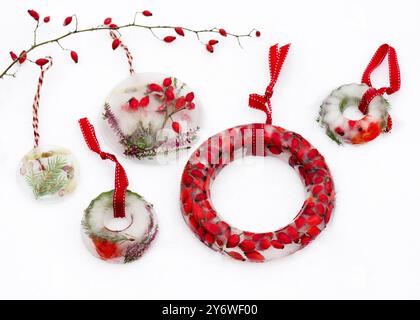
xmin=249 ymin=43 xmax=291 ymax=124
xmin=358 ymin=44 xmax=400 ymax=117
xmin=79 ymin=118 xmax=129 ymax=218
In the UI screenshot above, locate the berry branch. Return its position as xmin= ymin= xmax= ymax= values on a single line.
xmin=2 ymin=9 xmax=260 ymax=79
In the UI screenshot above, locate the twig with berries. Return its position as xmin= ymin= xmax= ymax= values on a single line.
xmin=2 ymin=9 xmax=260 ymax=79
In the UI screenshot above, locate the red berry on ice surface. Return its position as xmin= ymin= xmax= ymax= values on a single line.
xmin=142 ymin=10 xmax=153 ymax=17
xmin=139 ymin=96 xmax=150 ymax=107
xmin=112 ymin=38 xmax=121 ymax=50
xmin=129 ymin=98 xmax=139 ymax=110
xmin=163 ymin=36 xmax=176 ymax=43
xmin=43 ymin=16 xmax=50 ymax=23
xmin=206 ymin=44 xmax=214 ymax=53
xmin=70 ymin=51 xmax=78 ymax=63
xmin=10 ymin=51 xmax=17 ymax=61
xmin=63 ymin=16 xmax=73 ymax=26
xmin=185 ymin=92 xmax=195 ymax=102
xmin=28 ymin=10 xmax=40 ymax=21
xmin=35 ymin=58 xmax=49 ymax=66
xmin=175 ymin=27 xmax=185 ymax=36
xmin=172 ymin=121 xmax=181 ymax=133
xmin=163 ymin=77 xmax=172 ymax=87
xmin=219 ymin=28 xmax=227 ymax=36
xmin=104 ymin=17 xmax=112 ymax=25
xmin=148 ymin=83 xmax=163 ymax=92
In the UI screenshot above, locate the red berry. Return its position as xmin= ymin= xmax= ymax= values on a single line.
xmin=295 ymin=216 xmax=305 ymax=229
xmin=187 ymin=102 xmax=196 ymax=110
xmin=208 ymin=39 xmax=219 ymax=46
xmin=27 ymin=10 xmax=40 ymax=21
xmin=268 ymin=145 xmax=282 ymax=155
xmin=142 ymin=10 xmax=152 ymax=17
xmin=70 ymin=51 xmax=78 ymax=63
xmin=10 ymin=51 xmax=17 ymax=61
xmin=306 ymin=215 xmax=323 ymax=226
xmin=139 ymin=96 xmax=150 ymax=107
xmin=204 ymin=233 xmax=215 ymax=245
xmin=18 ymin=51 xmax=27 ymax=64
xmin=163 ymin=77 xmax=172 ymax=87
xmin=112 ymin=39 xmax=121 ymax=50
xmin=43 ymin=16 xmax=50 ymax=23
xmin=334 ymin=127 xmax=345 ymax=136
xmin=185 ymin=92 xmax=195 ymax=102
xmin=301 ymin=235 xmax=312 ymax=246
xmin=192 ymin=203 xmax=204 ymax=220
xmin=148 ymin=83 xmax=163 ymax=92
xmin=163 ymin=36 xmax=176 ymax=43
xmin=206 ymin=44 xmax=214 ymax=53
xmin=271 ymin=240 xmax=284 ymax=249
xmin=175 ymin=97 xmax=186 ymax=109
xmin=219 ymin=28 xmax=227 ymax=36
xmin=226 ymin=234 xmax=240 ymax=248
xmin=277 ymin=232 xmax=291 ymax=244
xmin=239 ymin=240 xmax=256 ymax=252
xmin=203 ymin=222 xmax=221 ymax=235
xmin=35 ymin=58 xmax=49 ymax=67
xmin=245 ymin=251 xmax=265 ymax=262
xmin=259 ymin=238 xmax=271 ymax=250
xmin=191 ymin=169 xmax=203 ymax=178
xmin=307 ymin=226 xmax=321 ymax=238
xmin=63 ymin=16 xmax=73 ymax=26
xmin=227 ymin=251 xmax=245 ymax=261
xmin=175 ymin=27 xmax=185 ymax=36
xmin=172 ymin=121 xmax=181 ymax=133
xmin=256 ymin=30 xmax=261 ymax=37
xmin=129 ymin=98 xmax=139 ymax=110
xmin=104 ymin=17 xmax=112 ymax=25
xmin=312 ymin=185 xmax=323 ymax=196
xmin=109 ymin=24 xmax=118 ymax=29
xmin=165 ymin=88 xmax=175 ymax=101
xmin=286 ymin=226 xmax=299 ymax=240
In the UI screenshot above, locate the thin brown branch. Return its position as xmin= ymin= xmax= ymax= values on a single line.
xmin=1 ymin=20 xmax=257 ymax=79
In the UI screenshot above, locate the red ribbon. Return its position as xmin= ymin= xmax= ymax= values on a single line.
xmin=249 ymin=43 xmax=291 ymax=124
xmin=358 ymin=44 xmax=401 ymax=130
xmin=79 ymin=118 xmax=129 ymax=218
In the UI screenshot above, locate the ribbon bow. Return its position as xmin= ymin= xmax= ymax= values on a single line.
xmin=249 ymin=43 xmax=291 ymax=124
xmin=358 ymin=44 xmax=401 ymax=131
xmin=79 ymin=118 xmax=129 ymax=218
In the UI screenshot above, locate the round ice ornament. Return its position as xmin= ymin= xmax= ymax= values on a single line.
xmin=180 ymin=44 xmax=336 ymax=263
xmin=318 ymin=44 xmax=401 ymax=145
xmin=103 ymin=72 xmax=200 ymax=160
xmin=79 ymin=118 xmax=158 ymax=263
xmin=102 ymin=32 xmax=200 ymax=161
xmin=17 ymin=57 xmax=77 ymax=200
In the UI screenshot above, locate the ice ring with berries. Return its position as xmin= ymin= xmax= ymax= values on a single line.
xmin=318 ymin=83 xmax=391 ymax=145
xmin=180 ymin=124 xmax=335 ymax=262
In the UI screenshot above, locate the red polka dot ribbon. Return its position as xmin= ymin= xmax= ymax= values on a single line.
xmin=79 ymin=118 xmax=129 ymax=218
xmin=358 ymin=44 xmax=401 ymax=130
xmin=248 ymin=43 xmax=291 ymax=125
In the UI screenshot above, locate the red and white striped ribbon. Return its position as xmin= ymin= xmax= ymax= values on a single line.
xmin=32 ymin=57 xmax=53 ymax=148
xmin=110 ymin=31 xmax=135 ymax=75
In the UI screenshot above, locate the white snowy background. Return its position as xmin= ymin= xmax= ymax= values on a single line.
xmin=0 ymin=0 xmax=419 ymax=299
